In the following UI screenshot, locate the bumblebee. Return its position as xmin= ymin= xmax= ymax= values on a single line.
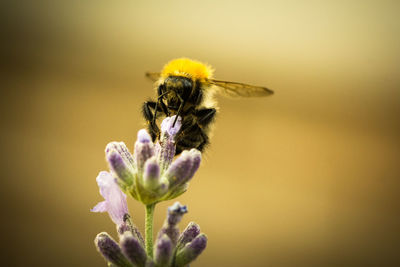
xmin=142 ymin=58 xmax=273 ymax=154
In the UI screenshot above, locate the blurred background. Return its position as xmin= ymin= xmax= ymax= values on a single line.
xmin=1 ymin=0 xmax=399 ymax=266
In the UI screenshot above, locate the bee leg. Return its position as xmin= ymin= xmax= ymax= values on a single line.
xmin=159 ymin=98 xmax=170 ymax=116
xmin=194 ymin=108 xmax=217 ymax=127
xmin=173 ymin=94 xmax=186 ymax=126
xmin=146 ymin=99 xmax=169 ymax=117
xmin=142 ymin=101 xmax=160 ymax=141
xmin=152 ymin=99 xmax=159 ymax=128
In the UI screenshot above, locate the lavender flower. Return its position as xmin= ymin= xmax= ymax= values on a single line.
xmin=91 ymin=171 xmax=129 ymax=225
xmin=153 ymin=203 xmax=207 ymax=267
xmin=92 ymin=116 xmax=207 ymax=267
xmin=94 ymin=203 xmax=207 ymax=267
xmin=104 ymin=116 xmax=202 ymax=205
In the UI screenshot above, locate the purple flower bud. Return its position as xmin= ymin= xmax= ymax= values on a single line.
xmin=117 ymin=214 xmax=145 ymax=248
xmin=134 ymin=130 xmax=155 ymax=173
xmin=155 ymin=141 xmax=175 ymax=174
xmin=157 ymin=202 xmax=188 ymax=245
xmin=138 ymin=129 xmax=152 ymax=143
xmin=106 ymin=142 xmax=134 ymax=165
xmin=165 ymin=151 xmax=193 ymax=188
xmin=185 ymin=149 xmax=201 ymax=182
xmin=95 ymin=232 xmax=132 ymax=267
xmin=143 ymin=157 xmax=161 ymax=190
xmin=176 ymin=222 xmax=200 ymax=251
xmin=106 ymin=143 xmax=135 ymax=186
xmin=120 ymin=232 xmax=147 ymax=267
xmin=167 ymin=202 xmax=188 ymax=225
xmin=156 ymin=116 xmax=182 ymax=173
xmin=91 ymin=171 xmax=128 ymax=225
xmin=154 ymin=234 xmax=173 ymax=266
xmin=175 ymin=234 xmax=207 ymax=267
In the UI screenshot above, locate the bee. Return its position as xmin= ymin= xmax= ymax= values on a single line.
xmin=142 ymin=58 xmax=273 ymax=155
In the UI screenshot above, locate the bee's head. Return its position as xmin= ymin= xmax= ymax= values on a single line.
xmin=162 ymin=76 xmax=194 ymax=99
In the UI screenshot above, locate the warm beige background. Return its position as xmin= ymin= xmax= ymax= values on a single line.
xmin=1 ymin=1 xmax=399 ymax=266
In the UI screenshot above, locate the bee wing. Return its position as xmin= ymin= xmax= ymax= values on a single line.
xmin=145 ymin=72 xmax=161 ymax=82
xmin=210 ymin=79 xmax=274 ymax=97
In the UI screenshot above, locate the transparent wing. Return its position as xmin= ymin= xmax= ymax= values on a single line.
xmin=210 ymin=79 xmax=274 ymax=97
xmin=145 ymin=72 xmax=161 ymax=82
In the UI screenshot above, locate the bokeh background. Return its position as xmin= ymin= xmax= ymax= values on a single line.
xmin=1 ymin=1 xmax=399 ymax=266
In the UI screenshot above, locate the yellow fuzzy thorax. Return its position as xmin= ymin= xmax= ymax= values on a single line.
xmin=161 ymin=58 xmax=214 ymax=80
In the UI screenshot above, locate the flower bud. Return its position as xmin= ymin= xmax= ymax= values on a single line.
xmin=134 ymin=129 xmax=155 ymax=173
xmin=165 ymin=151 xmax=193 ymax=188
xmin=120 ymin=232 xmax=147 ymax=267
xmin=95 ymin=232 xmax=132 ymax=267
xmin=176 ymin=222 xmax=200 ymax=251
xmin=143 ymin=157 xmax=161 ymax=191
xmin=157 ymin=202 xmax=187 ymax=245
xmin=156 ymin=116 xmax=182 ymax=173
xmin=117 ymin=214 xmax=145 ymax=248
xmin=154 ymin=234 xmax=173 ymax=266
xmin=174 ymin=234 xmax=207 ymax=267
xmin=184 ymin=149 xmax=202 ymax=182
xmin=106 ymin=142 xmax=135 ymax=186
xmin=167 ymin=202 xmax=187 ymax=226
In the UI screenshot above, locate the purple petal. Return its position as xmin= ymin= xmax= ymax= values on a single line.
xmin=91 ymin=171 xmax=128 ymax=225
xmin=91 ymin=201 xmax=107 ymax=213
xmin=161 ymin=116 xmax=182 ymax=137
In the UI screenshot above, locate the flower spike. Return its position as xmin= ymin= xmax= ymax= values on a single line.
xmin=92 ymin=115 xmax=207 ymax=266
xmin=99 ymin=116 xmax=201 ymax=205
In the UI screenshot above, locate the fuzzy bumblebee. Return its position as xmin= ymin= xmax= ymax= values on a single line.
xmin=143 ymin=58 xmax=274 ymax=155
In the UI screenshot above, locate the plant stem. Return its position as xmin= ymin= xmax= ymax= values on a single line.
xmin=145 ymin=203 xmax=156 ymax=258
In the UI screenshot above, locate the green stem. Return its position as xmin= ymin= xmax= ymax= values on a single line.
xmin=145 ymin=203 xmax=156 ymax=258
